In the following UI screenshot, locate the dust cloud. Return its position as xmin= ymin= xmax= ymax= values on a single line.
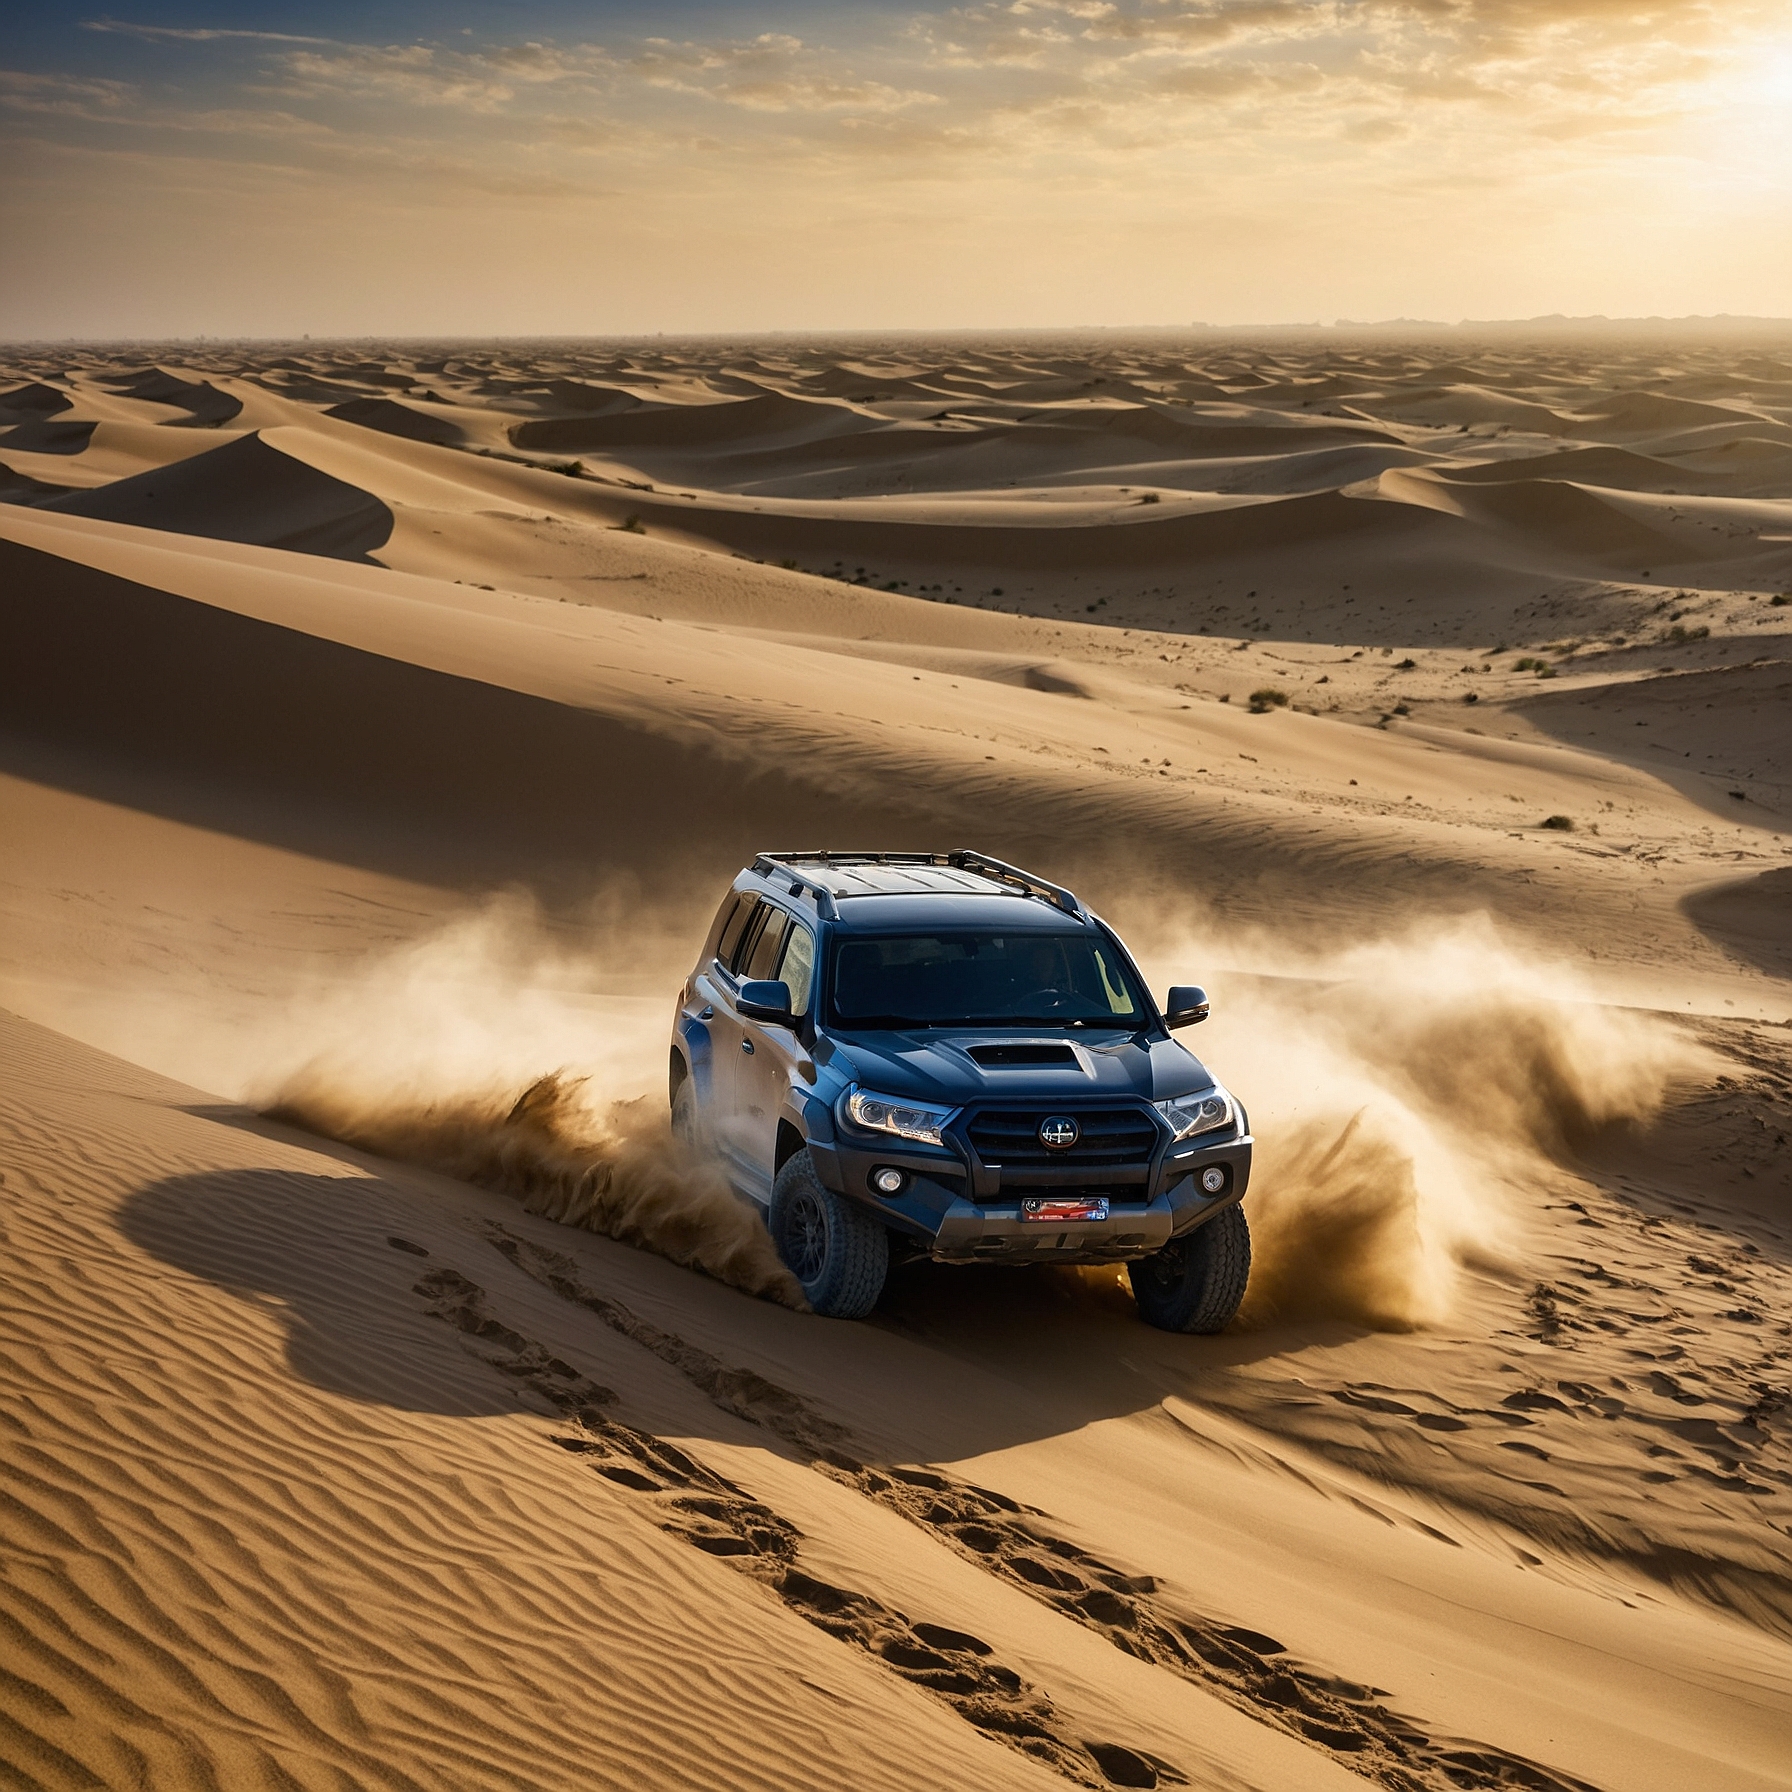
xmin=1133 ymin=912 xmax=1698 ymax=1330
xmin=252 ymin=893 xmax=805 ymax=1307
xmin=251 ymin=893 xmax=1695 ymax=1333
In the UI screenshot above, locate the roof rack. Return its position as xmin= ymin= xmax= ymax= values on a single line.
xmin=751 ymin=854 xmax=840 ymax=920
xmin=948 ymin=850 xmax=1085 ymax=917
xmin=752 ymin=850 xmax=1085 ymax=919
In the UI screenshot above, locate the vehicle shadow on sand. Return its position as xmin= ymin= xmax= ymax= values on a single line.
xmin=118 ymin=1130 xmax=1350 ymax=1465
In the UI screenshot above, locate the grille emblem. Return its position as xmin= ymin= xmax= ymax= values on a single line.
xmin=1037 ymin=1114 xmax=1080 ymax=1151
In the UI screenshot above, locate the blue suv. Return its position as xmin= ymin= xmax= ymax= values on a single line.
xmin=670 ymin=851 xmax=1252 ymax=1330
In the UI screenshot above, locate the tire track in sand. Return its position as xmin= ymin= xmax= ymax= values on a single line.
xmin=486 ymin=1227 xmax=1604 ymax=1792
xmin=410 ymin=1255 xmax=1178 ymax=1791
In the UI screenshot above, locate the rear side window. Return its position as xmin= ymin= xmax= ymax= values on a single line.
xmin=744 ymin=908 xmax=791 ymax=981
xmin=777 ymin=925 xmax=817 ymax=1015
xmin=715 ymin=894 xmax=757 ymax=970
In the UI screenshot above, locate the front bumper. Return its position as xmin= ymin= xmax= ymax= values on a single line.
xmin=809 ymin=1121 xmax=1252 ymax=1264
xmin=930 ymin=1134 xmax=1250 ymax=1262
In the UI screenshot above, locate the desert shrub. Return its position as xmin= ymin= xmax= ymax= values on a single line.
xmin=1540 ymin=814 xmax=1574 ymax=831
xmin=1248 ymin=687 xmax=1289 ymax=713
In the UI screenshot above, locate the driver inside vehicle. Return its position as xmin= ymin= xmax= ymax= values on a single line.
xmin=1009 ymin=937 xmax=1070 ymax=1012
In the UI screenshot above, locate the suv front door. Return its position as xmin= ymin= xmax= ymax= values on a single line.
xmin=733 ymin=917 xmax=817 ymax=1201
xmin=690 ymin=892 xmax=759 ymax=1156
xmin=712 ymin=899 xmax=791 ymax=1199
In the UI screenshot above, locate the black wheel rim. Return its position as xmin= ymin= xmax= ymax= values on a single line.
xmin=1137 ymin=1237 xmax=1187 ymax=1294
xmin=786 ymin=1189 xmax=828 ymax=1282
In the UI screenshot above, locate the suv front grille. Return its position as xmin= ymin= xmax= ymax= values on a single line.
xmin=965 ymin=1105 xmax=1159 ymax=1168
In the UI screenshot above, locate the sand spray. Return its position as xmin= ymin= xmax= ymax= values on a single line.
xmin=248 ymin=891 xmax=805 ymax=1306
xmin=246 ymin=892 xmax=1694 ymax=1328
xmin=1126 ymin=910 xmax=1697 ymax=1328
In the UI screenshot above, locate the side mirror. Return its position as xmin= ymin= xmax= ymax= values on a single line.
xmin=1164 ymin=985 xmax=1210 ymax=1028
xmin=737 ymin=979 xmax=794 ymax=1025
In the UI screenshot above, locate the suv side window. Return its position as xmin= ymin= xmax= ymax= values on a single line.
xmin=777 ymin=924 xmax=817 ymax=1016
xmin=743 ymin=907 xmax=791 ymax=981
xmin=716 ymin=894 xmax=757 ymax=971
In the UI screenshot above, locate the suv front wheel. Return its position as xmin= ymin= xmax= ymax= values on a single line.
xmin=1128 ymin=1204 xmax=1251 ymax=1333
xmin=770 ymin=1149 xmax=889 ymax=1319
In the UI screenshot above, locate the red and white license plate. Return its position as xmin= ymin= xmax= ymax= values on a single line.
xmin=1020 ymin=1197 xmax=1110 ymax=1223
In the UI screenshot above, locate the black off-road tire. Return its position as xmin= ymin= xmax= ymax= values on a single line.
xmin=671 ymin=1077 xmax=702 ymax=1148
xmin=1127 ymin=1203 xmax=1251 ymax=1334
xmin=770 ymin=1149 xmax=889 ymax=1319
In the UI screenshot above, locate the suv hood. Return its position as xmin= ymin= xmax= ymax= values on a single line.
xmin=823 ymin=1028 xmax=1213 ymax=1106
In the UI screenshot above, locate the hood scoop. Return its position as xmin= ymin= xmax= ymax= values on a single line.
xmin=964 ymin=1043 xmax=1080 ymax=1068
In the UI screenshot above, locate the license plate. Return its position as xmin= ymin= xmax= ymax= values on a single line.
xmin=1020 ymin=1197 xmax=1109 ymax=1223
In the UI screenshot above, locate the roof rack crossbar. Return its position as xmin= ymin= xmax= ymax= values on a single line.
xmin=750 ymin=854 xmax=840 ymax=920
xmin=752 ymin=850 xmax=1083 ymax=919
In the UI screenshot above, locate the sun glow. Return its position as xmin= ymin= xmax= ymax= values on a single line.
xmin=1749 ymin=40 xmax=1792 ymax=105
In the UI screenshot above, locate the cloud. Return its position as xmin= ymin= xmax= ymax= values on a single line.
xmin=265 ymin=41 xmax=608 ymax=113
xmin=0 ymin=68 xmax=134 ymax=118
xmin=902 ymin=0 xmax=1769 ymax=154
xmin=628 ymin=33 xmax=940 ymax=113
xmin=82 ymin=19 xmax=331 ymax=45
xmin=718 ymin=76 xmax=937 ymax=112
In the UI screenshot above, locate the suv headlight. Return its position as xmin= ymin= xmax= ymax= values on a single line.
xmin=1156 ymin=1085 xmax=1235 ymax=1141
xmin=842 ymin=1087 xmax=959 ymax=1147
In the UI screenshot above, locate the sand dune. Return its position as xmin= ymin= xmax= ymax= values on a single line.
xmin=1431 ymin=444 xmax=1736 ymax=494
xmin=45 ymin=431 xmax=395 ymax=557
xmin=0 ymin=331 xmax=1788 ymax=1792
xmin=1575 ymin=389 xmax=1782 ymax=442
xmin=1 ymin=378 xmax=76 ymax=417
xmin=325 ymin=394 xmax=466 ymax=447
xmin=99 ymin=364 xmax=245 ymax=426
xmin=512 ymin=388 xmax=876 ymax=453
xmin=1375 ymin=470 xmax=1698 ymax=571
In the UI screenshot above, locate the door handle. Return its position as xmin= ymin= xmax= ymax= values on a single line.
xmin=740 ymin=1038 xmax=755 ymax=1054
xmin=698 ymin=1006 xmax=714 ymax=1020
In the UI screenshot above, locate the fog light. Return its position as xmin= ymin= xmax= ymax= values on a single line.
xmin=1200 ymin=1166 xmax=1228 ymax=1195
xmin=872 ymin=1166 xmax=906 ymax=1195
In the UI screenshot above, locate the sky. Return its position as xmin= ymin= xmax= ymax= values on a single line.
xmin=3 ymin=1 xmax=1790 ymax=337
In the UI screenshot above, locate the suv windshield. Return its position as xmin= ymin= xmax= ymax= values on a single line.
xmin=829 ymin=931 xmax=1148 ymax=1029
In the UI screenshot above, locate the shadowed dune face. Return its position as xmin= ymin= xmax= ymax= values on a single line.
xmin=1 ymin=380 xmax=75 ymax=417
xmin=101 ymin=366 xmax=245 ymax=426
xmin=325 ymin=395 xmax=465 ymax=447
xmin=44 ymin=432 xmax=394 ymax=558
xmin=0 ymin=533 xmax=932 ymax=891
xmin=1684 ymin=867 xmax=1792 ymax=979
xmin=0 ymin=418 xmax=96 ymax=456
